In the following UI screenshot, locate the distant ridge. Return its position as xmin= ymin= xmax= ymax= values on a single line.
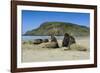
xmin=24 ymin=22 xmax=89 ymax=36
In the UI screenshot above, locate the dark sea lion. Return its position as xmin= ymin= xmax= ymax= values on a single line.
xmin=43 ymin=39 xmax=49 ymax=43
xmin=62 ymin=33 xmax=76 ymax=48
xmin=33 ymin=39 xmax=43 ymax=44
xmin=62 ymin=33 xmax=70 ymax=47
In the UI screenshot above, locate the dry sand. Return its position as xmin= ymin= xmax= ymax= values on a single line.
xmin=22 ymin=37 xmax=90 ymax=62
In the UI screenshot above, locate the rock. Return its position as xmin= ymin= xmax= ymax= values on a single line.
xmin=33 ymin=39 xmax=43 ymax=44
xmin=43 ymin=39 xmax=49 ymax=43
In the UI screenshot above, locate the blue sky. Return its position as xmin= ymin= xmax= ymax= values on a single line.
xmin=22 ymin=10 xmax=90 ymax=34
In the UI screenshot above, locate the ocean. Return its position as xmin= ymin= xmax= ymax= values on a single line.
xmin=22 ymin=36 xmax=64 ymax=41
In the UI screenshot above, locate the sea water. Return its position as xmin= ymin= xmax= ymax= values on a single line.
xmin=22 ymin=36 xmax=64 ymax=41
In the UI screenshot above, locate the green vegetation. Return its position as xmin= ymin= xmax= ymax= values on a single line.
xmin=24 ymin=22 xmax=89 ymax=36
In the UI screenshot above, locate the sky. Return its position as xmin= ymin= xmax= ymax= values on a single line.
xmin=22 ymin=10 xmax=90 ymax=34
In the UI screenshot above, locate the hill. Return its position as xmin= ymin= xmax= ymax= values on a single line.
xmin=24 ymin=22 xmax=89 ymax=36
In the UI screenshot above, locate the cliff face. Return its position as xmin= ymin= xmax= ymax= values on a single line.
xmin=24 ymin=22 xmax=89 ymax=36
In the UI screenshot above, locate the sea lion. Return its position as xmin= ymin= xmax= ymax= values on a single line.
xmin=43 ymin=39 xmax=49 ymax=43
xmin=33 ymin=39 xmax=43 ymax=44
xmin=62 ymin=33 xmax=76 ymax=47
xmin=62 ymin=33 xmax=70 ymax=47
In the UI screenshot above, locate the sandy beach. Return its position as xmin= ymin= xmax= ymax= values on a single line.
xmin=22 ymin=37 xmax=90 ymax=62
